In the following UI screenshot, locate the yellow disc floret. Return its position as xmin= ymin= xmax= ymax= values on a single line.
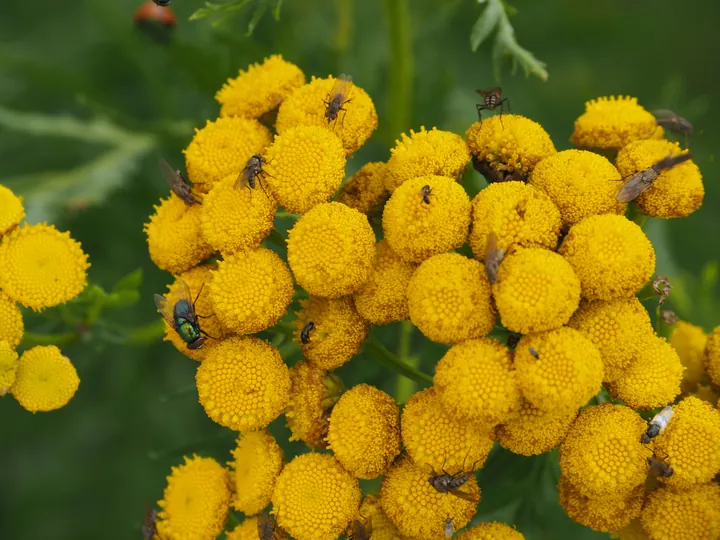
xmin=358 ymin=494 xmax=409 ymax=540
xmin=456 ymin=522 xmax=525 ymax=540
xmin=335 ymin=162 xmax=389 ymax=215
xmin=641 ymin=483 xmax=720 ymax=540
xmin=705 ymin=325 xmax=720 ymax=386
xmin=497 ymin=399 xmax=577 ymax=456
xmin=0 ymin=291 xmax=23 ymax=348
xmin=226 ymin=518 xmax=260 ymax=540
xmin=0 ymin=341 xmax=19 ymax=394
xmin=670 ymin=321 xmax=708 ymax=393
xmin=0 ymin=185 xmax=24 ymax=236
xmin=230 ymin=429 xmax=284 ymax=515
xmin=10 ymin=345 xmax=80 ymax=412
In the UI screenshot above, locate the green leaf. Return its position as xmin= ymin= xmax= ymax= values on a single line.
xmin=272 ymin=0 xmax=283 ymax=20
xmin=112 ymin=269 xmax=144 ymax=293
xmin=105 ymin=290 xmax=141 ymax=310
xmin=246 ymin=1 xmax=268 ymax=36
xmin=469 ymin=1 xmax=502 ymax=51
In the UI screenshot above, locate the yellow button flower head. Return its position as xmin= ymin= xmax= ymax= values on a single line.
xmin=407 ymin=253 xmax=496 ymax=344
xmin=652 ymin=396 xmax=720 ymax=489
xmin=609 ymin=519 xmax=648 ymax=540
xmin=287 ymin=202 xmax=376 ymax=298
xmin=493 ymin=248 xmax=581 ymax=334
xmin=10 ymin=345 xmax=79 ymax=412
xmin=184 ymin=117 xmax=272 ymax=193
xmin=641 ymin=483 xmax=720 ymax=540
xmin=607 ymin=336 xmax=683 ymax=409
xmin=0 ymin=290 xmax=23 ymax=348
xmin=230 ymin=429 xmax=283 ymax=515
xmin=380 ymin=454 xmax=479 ymax=540
xmin=144 ymin=195 xmax=214 ymax=275
xmin=559 ymin=404 xmax=647 ymax=498
xmin=382 ymin=175 xmax=471 ymax=263
xmin=196 ymin=336 xmax=290 ymax=431
xmin=529 ymin=150 xmax=625 ymax=226
xmin=286 ymin=360 xmax=344 ymax=449
xmin=570 ymin=96 xmax=660 ymax=150
xmin=689 ymin=383 xmax=719 ymax=407
xmin=497 ymin=399 xmax=578 ymax=456
xmin=227 ymin=516 xmax=288 ymax=540
xmin=706 ymin=325 xmax=720 ymax=386
xmin=384 ymin=127 xmax=470 ymax=193
xmin=272 ymin=453 xmax=361 ymax=540
xmin=455 ymin=522 xmax=525 ymax=540
xmin=156 ymin=455 xmax=232 ymax=540
xmin=335 ymin=162 xmax=389 ymax=215
xmin=275 ymin=75 xmax=378 ymax=156
xmin=560 ymin=215 xmax=655 ymax=301
xmin=216 ymin=55 xmax=306 ymax=119
xmin=210 ymin=248 xmax=294 ymax=334
xmin=515 ymin=329 xmax=603 ymax=415
xmin=670 ymin=321 xmax=708 ymax=393
xmin=616 ymin=139 xmax=703 ymax=218
xmin=0 ymin=223 xmax=89 ymax=310
xmin=353 ymin=240 xmax=417 ymax=325
xmin=0 ymin=341 xmax=18 ymax=395
xmin=466 ymin=115 xmax=556 ymax=179
xmin=358 ymin=494 xmax=410 ymax=540
xmin=293 ymin=296 xmax=369 ymax=370
xmin=0 ymin=185 xmax=24 ymax=236
xmin=568 ymin=298 xmax=655 ymax=382
xmin=467 ymin=181 xmax=562 ymax=259
xmin=434 ymin=338 xmax=522 ymax=425
xmin=327 ymin=384 xmax=401 ymax=479
xmin=401 ymin=388 xmax=495 ymax=474
xmin=263 ymin=126 xmax=346 ymax=214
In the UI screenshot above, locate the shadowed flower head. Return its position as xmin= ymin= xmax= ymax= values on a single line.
xmin=0 ymin=291 xmax=23 ymax=348
xmin=10 ymin=345 xmax=79 ymax=413
xmin=456 ymin=522 xmax=525 ymax=540
xmin=335 ymin=162 xmax=389 ymax=215
xmin=670 ymin=321 xmax=708 ymax=393
xmin=705 ymin=325 xmax=720 ymax=386
xmin=0 ymin=185 xmax=24 ymax=236
xmin=0 ymin=341 xmax=18 ymax=395
xmin=358 ymin=494 xmax=409 ymax=540
xmin=641 ymin=483 xmax=720 ymax=540
xmin=497 ymin=399 xmax=578 ymax=456
xmin=230 ymin=429 xmax=284 ymax=515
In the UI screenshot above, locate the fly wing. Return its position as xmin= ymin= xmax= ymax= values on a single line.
xmin=483 ymin=231 xmax=504 ymax=284
xmin=235 ymin=166 xmax=251 ymax=190
xmin=142 ymin=507 xmax=157 ymax=540
xmin=153 ymin=293 xmax=176 ymax=328
xmin=173 ymin=279 xmax=199 ymax=324
xmin=651 ymin=109 xmax=678 ymax=120
xmin=616 ymin=170 xmax=655 ymax=203
xmin=653 ymin=153 xmax=693 ymax=172
xmin=331 ymin=73 xmax=354 ymax=101
xmin=449 ymin=488 xmax=480 ymax=504
xmin=159 ymin=158 xmax=182 ymax=190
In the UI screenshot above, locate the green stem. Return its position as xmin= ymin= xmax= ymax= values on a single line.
xmin=384 ymin=0 xmax=413 ymax=144
xmin=21 ymin=331 xmax=79 ymax=348
xmin=124 ymin=319 xmax=166 ymax=346
xmin=636 ymin=280 xmax=659 ymax=302
xmin=395 ymin=320 xmax=418 ymax=402
xmin=228 ymin=512 xmax=242 ymax=528
xmin=627 ymin=203 xmax=649 ymax=229
xmin=267 ymin=228 xmax=287 ymax=248
xmin=365 ymin=335 xmax=432 ymax=386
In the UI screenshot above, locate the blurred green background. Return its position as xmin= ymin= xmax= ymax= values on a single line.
xmin=1 ymin=0 xmax=718 ymax=539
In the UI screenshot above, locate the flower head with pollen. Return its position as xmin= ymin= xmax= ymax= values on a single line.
xmin=359 ymin=495 xmax=409 ymax=540
xmin=571 ymin=96 xmax=661 ymax=150
xmin=230 ymin=429 xmax=284 ymax=515
xmin=493 ymin=248 xmax=581 ymax=334
xmin=515 ymin=328 xmax=604 ymax=415
xmin=196 ymin=337 xmax=290 ymax=432
xmin=216 ymin=54 xmax=305 ymax=119
xmin=0 ymin=185 xmax=24 ymax=236
xmin=293 ymin=296 xmax=369 ymax=370
xmin=384 ymin=127 xmax=470 ymax=192
xmin=434 ymin=338 xmax=522 ymax=425
xmin=497 ymin=399 xmax=577 ymax=456
xmin=468 ymin=181 xmax=562 ymax=259
xmin=287 ymin=202 xmax=376 ymax=298
xmin=327 ymin=384 xmax=401 ymax=479
xmin=272 ymin=453 xmax=361 ymax=540
xmin=0 ymin=291 xmax=23 ymax=348
xmin=276 ymin=75 xmax=378 ymax=156
xmin=705 ymin=325 xmax=720 ymax=386
xmin=382 ymin=175 xmax=471 ymax=263
xmin=560 ymin=215 xmax=655 ymax=301
xmin=10 ymin=346 xmax=79 ymax=412
xmin=670 ymin=321 xmax=708 ymax=393
xmin=263 ymin=126 xmax=346 ymax=214
xmin=226 ymin=518 xmax=260 ymax=540
xmin=0 ymin=341 xmax=19 ymax=395
xmin=380 ymin=454 xmax=479 ymax=540
xmin=609 ymin=519 xmax=648 ymax=540
xmin=156 ymin=455 xmax=232 ymax=540
xmin=210 ymin=248 xmax=293 ymax=335
xmin=529 ymin=150 xmax=625 ymax=226
xmin=407 ymin=253 xmax=496 ymax=344
xmin=456 ymin=522 xmax=525 ymax=540
xmin=616 ymin=139 xmax=703 ymax=218
xmin=144 ymin=195 xmax=214 ymax=275
xmin=641 ymin=483 xmax=720 ymax=540
xmin=335 ymin=162 xmax=389 ymax=215
xmin=184 ymin=117 xmax=272 ymax=193
xmin=0 ymin=223 xmax=89 ymax=310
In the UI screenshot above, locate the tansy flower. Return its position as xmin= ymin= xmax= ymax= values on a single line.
xmin=384 ymin=127 xmax=470 ymax=192
xmin=616 ymin=139 xmax=703 ymax=218
xmin=568 ymin=298 xmax=655 ymax=382
xmin=497 ymin=399 xmax=578 ymax=456
xmin=514 ymin=329 xmax=603 ymax=415
xmin=606 ymin=335 xmax=683 ymax=409
xmin=434 ymin=338 xmax=522 ymax=425
xmin=293 ymin=296 xmax=369 ymax=370
xmin=493 ymin=248 xmax=581 ymax=334
xmin=156 ymin=455 xmax=232 ymax=540
xmin=0 ymin=341 xmax=18 ymax=395
xmin=641 ymin=483 xmax=720 ymax=540
xmin=466 ymin=115 xmax=556 ymax=179
xmin=335 ymin=162 xmax=389 ymax=215
xmin=216 ymin=54 xmax=305 ymax=119
xmin=380 ymin=454 xmax=479 ymax=540
xmin=689 ymin=383 xmax=719 ymax=407
xmin=210 ymin=248 xmax=294 ymax=335
xmin=275 ymin=75 xmax=378 ymax=156
xmin=0 ymin=290 xmax=23 ymax=348
xmin=285 ymin=360 xmax=344 ymax=449
xmin=272 ymin=453 xmax=361 ymax=540
xmin=326 ymin=384 xmax=401 ymax=479
xmin=353 ymin=240 xmax=417 ymax=325
xmin=382 ymin=175 xmax=471 ymax=263
xmin=560 ymin=214 xmax=655 ymax=301
xmin=570 ymin=96 xmax=661 ymax=150
xmin=229 ymin=430 xmax=284 ymax=515
xmin=456 ymin=522 xmax=525 ymax=540
xmin=670 ymin=321 xmax=708 ymax=393
xmin=184 ymin=117 xmax=272 ymax=193
xmin=226 ymin=517 xmax=288 ymax=540
xmin=467 ymin=181 xmax=562 ymax=259
xmin=263 ymin=126 xmax=346 ymax=214
xmin=529 ymin=150 xmax=625 ymax=226
xmin=0 ymin=185 xmax=24 ymax=236
xmin=0 ymin=223 xmax=89 ymax=311
xmin=706 ymin=325 xmax=720 ymax=386
xmin=145 ymin=195 xmax=214 ymax=275
xmin=407 ymin=253 xmax=496 ymax=344
xmin=609 ymin=519 xmax=648 ymax=540
xmin=401 ymin=388 xmax=495 ymax=475
xmin=195 ymin=336 xmax=290 ymax=432
xmin=287 ymin=202 xmax=376 ymax=298
xmin=10 ymin=345 xmax=79 ymax=412
xmin=358 ymin=494 xmax=409 ymax=540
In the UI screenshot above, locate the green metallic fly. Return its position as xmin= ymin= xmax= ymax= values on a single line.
xmin=153 ymin=280 xmax=213 ymax=350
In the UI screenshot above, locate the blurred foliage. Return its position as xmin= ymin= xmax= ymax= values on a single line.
xmin=190 ymin=0 xmax=284 ymax=34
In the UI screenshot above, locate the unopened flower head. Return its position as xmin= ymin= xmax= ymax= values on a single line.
xmin=335 ymin=162 xmax=389 ymax=215
xmin=0 ymin=185 xmax=24 ymax=236
xmin=230 ymin=429 xmax=284 ymax=515
xmin=0 ymin=290 xmax=23 ymax=348
xmin=669 ymin=320 xmax=708 ymax=393
xmin=10 ymin=345 xmax=79 ymax=413
xmin=455 ymin=522 xmax=525 ymax=540
xmin=641 ymin=483 xmax=720 ymax=540
xmin=705 ymin=325 xmax=720 ymax=386
xmin=0 ymin=341 xmax=18 ymax=395
xmin=497 ymin=399 xmax=578 ymax=456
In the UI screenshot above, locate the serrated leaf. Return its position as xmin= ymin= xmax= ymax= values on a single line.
xmin=470 ymin=2 xmax=502 ymax=51
xmin=272 ymin=0 xmax=283 ymax=20
xmin=189 ymin=8 xmax=214 ymax=21
xmin=246 ymin=1 xmax=268 ymax=36
xmin=113 ymin=269 xmax=144 ymax=293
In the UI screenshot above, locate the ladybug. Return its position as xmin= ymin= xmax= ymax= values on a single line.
xmin=134 ymin=1 xmax=176 ymax=41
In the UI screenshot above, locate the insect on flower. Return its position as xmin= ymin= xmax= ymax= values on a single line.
xmin=142 ymin=506 xmax=157 ymax=540
xmin=652 ymin=109 xmax=694 ymax=136
xmin=483 ymin=231 xmax=504 ymax=285
xmin=153 ymin=280 xmax=215 ymax=350
xmin=475 ymin=87 xmax=510 ymax=122
xmin=528 ymin=347 xmax=540 ymax=359
xmin=420 ymin=184 xmax=432 ymax=204
xmin=616 ymin=153 xmax=693 ymax=203
xmin=236 ymin=154 xmax=270 ymax=198
xmin=257 ymin=510 xmax=279 ymax=540
xmin=647 ymin=453 xmax=674 ymax=478
xmin=652 ymin=276 xmax=672 ymax=306
xmin=349 ymin=519 xmax=370 ymax=540
xmin=300 ymin=321 xmax=315 ymax=344
xmin=428 ymin=456 xmax=480 ymax=503
xmin=324 ymin=74 xmax=353 ymax=125
xmin=159 ymin=158 xmax=200 ymax=206
xmin=444 ymin=517 xmax=455 ymax=539
xmin=661 ymin=310 xmax=678 ymax=325
xmin=640 ymin=405 xmax=674 ymax=444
